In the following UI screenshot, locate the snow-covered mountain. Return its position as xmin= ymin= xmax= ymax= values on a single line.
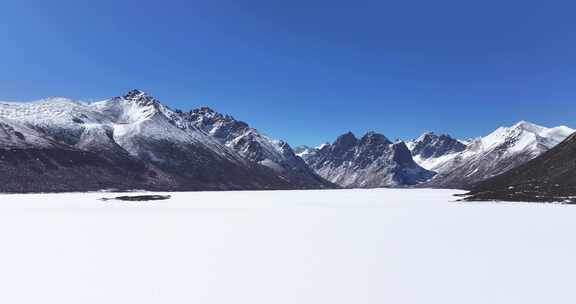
xmin=1 ymin=90 xmax=571 ymax=193
xmin=301 ymin=131 xmax=435 ymax=188
xmin=294 ymin=145 xmax=313 ymax=157
xmin=294 ymin=144 xmax=328 ymax=158
xmin=407 ymin=132 xmax=467 ymax=170
xmin=464 ymin=132 xmax=576 ymax=202
xmin=423 ymin=121 xmax=574 ymax=189
xmin=177 ymin=106 xmax=332 ymax=188
xmin=0 ymin=90 xmax=333 ymax=192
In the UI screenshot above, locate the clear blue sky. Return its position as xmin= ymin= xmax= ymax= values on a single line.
xmin=1 ymin=0 xmax=575 ymax=145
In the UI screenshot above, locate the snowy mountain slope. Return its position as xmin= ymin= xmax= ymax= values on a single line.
xmin=181 ymin=106 xmax=333 ymax=188
xmin=407 ymin=132 xmax=467 ymax=170
xmin=294 ymin=143 xmax=329 ymax=158
xmin=302 ymin=131 xmax=435 ymax=188
xmin=0 ymin=98 xmax=167 ymax=192
xmin=0 ymin=90 xmax=331 ymax=192
xmin=0 ymin=117 xmax=60 ymax=148
xmin=423 ymin=121 xmax=574 ymax=189
xmin=0 ymin=97 xmax=112 ymax=146
xmin=294 ymin=145 xmax=313 ymax=158
xmin=464 ymin=132 xmax=576 ymax=202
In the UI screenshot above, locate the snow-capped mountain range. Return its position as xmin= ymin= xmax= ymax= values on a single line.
xmin=464 ymin=131 xmax=576 ymax=202
xmin=177 ymin=106 xmax=329 ymax=188
xmin=300 ymin=132 xmax=436 ymax=188
xmin=418 ymin=121 xmax=574 ymax=188
xmin=298 ymin=121 xmax=574 ymax=189
xmin=0 ymin=90 xmax=332 ymax=192
xmin=0 ymin=89 xmax=573 ymax=193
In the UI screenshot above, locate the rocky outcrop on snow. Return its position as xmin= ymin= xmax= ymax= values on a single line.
xmin=302 ymin=131 xmax=436 ymax=188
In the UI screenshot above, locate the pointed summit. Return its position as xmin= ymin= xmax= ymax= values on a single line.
xmin=409 ymin=131 xmax=466 ymax=161
xmin=511 ymin=120 xmax=544 ymax=133
xmin=302 ymin=131 xmax=435 ymax=188
xmin=190 ymin=106 xmax=237 ymax=122
xmin=334 ymin=131 xmax=358 ymax=148
xmin=359 ymin=131 xmax=391 ymax=146
xmin=194 ymin=106 xmax=217 ymax=114
xmin=123 ymin=89 xmax=148 ymax=100
xmin=90 ymin=89 xmax=166 ymax=124
xmin=120 ymin=89 xmax=162 ymax=108
xmin=416 ymin=131 xmax=435 ymax=140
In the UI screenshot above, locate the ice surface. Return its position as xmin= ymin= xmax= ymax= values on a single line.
xmin=0 ymin=189 xmax=574 ymax=304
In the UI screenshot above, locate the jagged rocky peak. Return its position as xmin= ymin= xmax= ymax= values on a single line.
xmin=181 ymin=104 xmax=332 ymax=188
xmin=334 ymin=131 xmax=358 ymax=148
xmin=189 ymin=106 xmax=246 ymax=128
xmin=409 ymin=131 xmax=466 ymax=160
xmin=301 ymin=130 xmax=435 ymax=188
xmin=392 ymin=141 xmax=417 ymax=166
xmin=91 ymin=89 xmax=179 ymax=125
xmin=187 ymin=107 xmax=250 ymax=142
xmin=120 ymin=89 xmax=161 ymax=107
xmin=0 ymin=89 xmax=336 ymax=192
xmin=190 ymin=106 xmax=220 ymax=117
xmin=359 ymin=131 xmax=391 ymax=146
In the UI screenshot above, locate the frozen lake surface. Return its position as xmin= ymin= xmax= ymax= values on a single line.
xmin=0 ymin=188 xmax=575 ymax=304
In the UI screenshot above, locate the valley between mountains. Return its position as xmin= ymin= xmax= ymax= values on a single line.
xmin=1 ymin=89 xmax=574 ymax=202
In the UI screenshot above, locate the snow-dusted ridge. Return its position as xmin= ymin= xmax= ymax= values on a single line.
xmin=0 ymin=90 xmax=573 ymax=192
xmin=0 ymin=89 xmax=333 ymax=192
xmin=183 ymin=106 xmax=332 ymax=188
xmin=407 ymin=131 xmax=467 ymax=170
xmin=299 ymin=121 xmax=574 ymax=190
xmin=420 ymin=121 xmax=574 ymax=188
xmin=301 ymin=131 xmax=435 ymax=188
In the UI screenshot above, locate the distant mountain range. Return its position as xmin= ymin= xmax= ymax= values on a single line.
xmin=0 ymin=89 xmax=574 ymax=201
xmin=412 ymin=121 xmax=574 ymax=189
xmin=297 ymin=121 xmax=574 ymax=191
xmin=299 ymin=132 xmax=435 ymax=188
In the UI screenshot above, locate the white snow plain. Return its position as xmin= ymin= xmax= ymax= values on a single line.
xmin=0 ymin=189 xmax=575 ymax=304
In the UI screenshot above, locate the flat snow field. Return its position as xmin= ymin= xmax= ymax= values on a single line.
xmin=0 ymin=189 xmax=575 ymax=304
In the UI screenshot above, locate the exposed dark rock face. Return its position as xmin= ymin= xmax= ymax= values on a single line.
xmin=302 ymin=131 xmax=435 ymax=188
xmin=463 ymin=133 xmax=576 ymax=203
